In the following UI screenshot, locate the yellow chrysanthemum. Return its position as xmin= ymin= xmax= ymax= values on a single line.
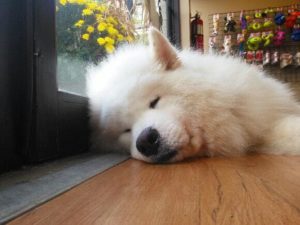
xmin=106 ymin=22 xmax=113 ymax=27
xmin=117 ymin=34 xmax=124 ymax=41
xmin=105 ymin=43 xmax=115 ymax=54
xmin=82 ymin=8 xmax=93 ymax=16
xmin=104 ymin=36 xmax=115 ymax=45
xmin=107 ymin=27 xmax=118 ymax=36
xmin=95 ymin=14 xmax=103 ymax=21
xmin=59 ymin=0 xmax=67 ymax=5
xmin=96 ymin=5 xmax=107 ymax=13
xmin=76 ymin=0 xmax=86 ymax=5
xmin=107 ymin=16 xmax=118 ymax=25
xmin=126 ymin=35 xmax=134 ymax=42
xmin=97 ymin=37 xmax=106 ymax=45
xmin=87 ymin=26 xmax=95 ymax=33
xmin=82 ymin=33 xmax=90 ymax=40
xmin=87 ymin=2 xmax=97 ymax=10
xmin=97 ymin=22 xmax=107 ymax=32
xmin=74 ymin=19 xmax=85 ymax=27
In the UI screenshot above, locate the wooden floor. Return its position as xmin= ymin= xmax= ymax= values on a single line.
xmin=9 ymin=155 xmax=300 ymax=225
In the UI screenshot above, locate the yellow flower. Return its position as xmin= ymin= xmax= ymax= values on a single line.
xmin=107 ymin=16 xmax=118 ymax=25
xmin=117 ymin=34 xmax=124 ymax=41
xmin=87 ymin=2 xmax=97 ymax=10
xmin=96 ymin=5 xmax=107 ymax=13
xmin=59 ymin=0 xmax=67 ymax=5
xmin=67 ymin=0 xmax=76 ymax=3
xmin=126 ymin=35 xmax=134 ymax=42
xmin=76 ymin=0 xmax=86 ymax=5
xmin=107 ymin=27 xmax=118 ymax=36
xmin=97 ymin=22 xmax=107 ymax=32
xmin=95 ymin=14 xmax=103 ymax=21
xmin=104 ymin=36 xmax=115 ymax=45
xmin=87 ymin=26 xmax=94 ymax=33
xmin=97 ymin=37 xmax=106 ymax=45
xmin=105 ymin=43 xmax=115 ymax=54
xmin=74 ymin=19 xmax=85 ymax=27
xmin=82 ymin=33 xmax=90 ymax=40
xmin=82 ymin=8 xmax=93 ymax=16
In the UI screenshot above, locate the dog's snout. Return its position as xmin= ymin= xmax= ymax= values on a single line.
xmin=136 ymin=127 xmax=160 ymax=156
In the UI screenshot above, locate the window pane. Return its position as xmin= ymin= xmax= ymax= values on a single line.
xmin=55 ymin=0 xmax=147 ymax=96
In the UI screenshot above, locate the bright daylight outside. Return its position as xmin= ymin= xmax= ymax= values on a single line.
xmin=56 ymin=0 xmax=149 ymax=95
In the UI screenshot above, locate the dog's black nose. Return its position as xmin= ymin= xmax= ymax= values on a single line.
xmin=136 ymin=127 xmax=160 ymax=156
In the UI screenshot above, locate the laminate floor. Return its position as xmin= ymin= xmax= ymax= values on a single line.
xmin=9 ymin=155 xmax=300 ymax=225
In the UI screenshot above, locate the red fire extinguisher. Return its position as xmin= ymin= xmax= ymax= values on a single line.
xmin=191 ymin=12 xmax=204 ymax=52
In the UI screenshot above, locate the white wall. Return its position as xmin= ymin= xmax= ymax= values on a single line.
xmin=180 ymin=0 xmax=191 ymax=49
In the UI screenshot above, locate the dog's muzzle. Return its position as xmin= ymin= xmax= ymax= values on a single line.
xmin=136 ymin=127 xmax=177 ymax=163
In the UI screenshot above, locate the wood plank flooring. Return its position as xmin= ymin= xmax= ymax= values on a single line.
xmin=8 ymin=154 xmax=300 ymax=225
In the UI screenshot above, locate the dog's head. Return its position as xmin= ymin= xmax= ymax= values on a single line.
xmin=87 ymin=28 xmax=206 ymax=163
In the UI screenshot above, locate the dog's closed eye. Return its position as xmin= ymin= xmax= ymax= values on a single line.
xmin=123 ymin=128 xmax=131 ymax=133
xmin=149 ymin=96 xmax=160 ymax=109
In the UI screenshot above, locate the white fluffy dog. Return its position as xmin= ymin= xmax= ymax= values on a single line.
xmin=87 ymin=27 xmax=300 ymax=163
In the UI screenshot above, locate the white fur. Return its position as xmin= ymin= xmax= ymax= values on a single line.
xmin=87 ymin=28 xmax=300 ymax=163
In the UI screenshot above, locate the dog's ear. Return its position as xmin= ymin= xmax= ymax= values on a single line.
xmin=148 ymin=27 xmax=181 ymax=70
